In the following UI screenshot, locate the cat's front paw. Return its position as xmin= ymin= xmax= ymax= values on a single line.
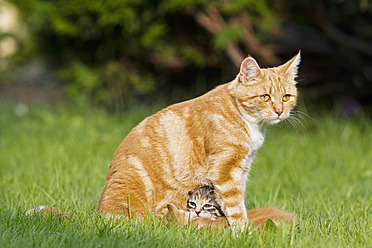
xmin=228 ymin=218 xmax=249 ymax=233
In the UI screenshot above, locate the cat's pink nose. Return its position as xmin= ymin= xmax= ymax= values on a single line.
xmin=275 ymin=110 xmax=283 ymax=116
xmin=195 ymin=210 xmax=200 ymax=215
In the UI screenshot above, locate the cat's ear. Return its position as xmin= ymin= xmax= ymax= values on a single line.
xmin=166 ymin=204 xmax=190 ymax=225
xmin=205 ymin=179 xmax=215 ymax=189
xmin=239 ymin=56 xmax=261 ymax=84
xmin=279 ymin=51 xmax=301 ymax=82
xmin=167 ymin=204 xmax=182 ymax=215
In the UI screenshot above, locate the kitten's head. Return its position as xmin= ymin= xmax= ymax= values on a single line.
xmin=186 ymin=185 xmax=225 ymax=220
xmin=232 ymin=52 xmax=301 ymax=125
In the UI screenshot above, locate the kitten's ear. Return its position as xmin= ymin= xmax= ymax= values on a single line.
xmin=239 ymin=56 xmax=261 ymax=84
xmin=166 ymin=204 xmax=189 ymax=225
xmin=167 ymin=204 xmax=181 ymax=215
xmin=205 ymin=179 xmax=215 ymax=189
xmin=279 ymin=51 xmax=301 ymax=82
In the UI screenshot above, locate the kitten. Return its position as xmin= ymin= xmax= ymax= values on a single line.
xmin=186 ymin=184 xmax=225 ymax=220
xmin=98 ymin=52 xmax=301 ymax=230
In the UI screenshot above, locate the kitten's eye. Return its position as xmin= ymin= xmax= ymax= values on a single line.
xmin=203 ymin=204 xmax=213 ymax=209
xmin=260 ymin=94 xmax=271 ymax=102
xmin=282 ymin=94 xmax=291 ymax=102
xmin=188 ymin=201 xmax=196 ymax=208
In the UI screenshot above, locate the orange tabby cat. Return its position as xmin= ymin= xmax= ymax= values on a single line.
xmin=98 ymin=52 xmax=301 ymax=230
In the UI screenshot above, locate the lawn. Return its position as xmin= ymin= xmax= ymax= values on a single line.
xmin=0 ymin=102 xmax=371 ymax=247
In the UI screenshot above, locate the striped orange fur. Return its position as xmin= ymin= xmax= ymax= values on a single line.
xmin=97 ymin=52 xmax=301 ymax=230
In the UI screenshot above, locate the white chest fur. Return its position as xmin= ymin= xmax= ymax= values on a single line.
xmin=248 ymin=124 xmax=265 ymax=151
xmin=242 ymin=122 xmax=265 ymax=170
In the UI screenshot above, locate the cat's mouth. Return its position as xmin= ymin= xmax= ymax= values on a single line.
xmin=269 ymin=116 xmax=287 ymax=124
xmin=268 ymin=113 xmax=288 ymax=124
xmin=267 ymin=115 xmax=282 ymax=124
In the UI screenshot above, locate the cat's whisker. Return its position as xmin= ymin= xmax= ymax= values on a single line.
xmin=256 ymin=117 xmax=266 ymax=127
xmin=295 ymin=110 xmax=312 ymax=134
xmin=284 ymin=117 xmax=297 ymax=132
xmin=250 ymin=116 xmax=265 ymax=127
xmin=292 ymin=109 xmax=313 ymax=123
xmin=285 ymin=114 xmax=298 ymax=129
xmin=291 ymin=111 xmax=305 ymax=122
xmin=288 ymin=120 xmax=303 ymax=136
xmin=258 ymin=117 xmax=270 ymax=128
xmin=286 ymin=114 xmax=307 ymax=136
xmin=290 ymin=114 xmax=305 ymax=129
xmin=289 ymin=109 xmax=311 ymax=129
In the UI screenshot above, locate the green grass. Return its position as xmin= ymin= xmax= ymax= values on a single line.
xmin=0 ymin=103 xmax=371 ymax=247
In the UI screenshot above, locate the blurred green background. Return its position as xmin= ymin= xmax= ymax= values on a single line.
xmin=1 ymin=0 xmax=372 ymax=111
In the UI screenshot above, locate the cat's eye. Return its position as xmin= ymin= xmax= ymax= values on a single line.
xmin=188 ymin=201 xmax=196 ymax=208
xmin=260 ymin=94 xmax=271 ymax=102
xmin=282 ymin=94 xmax=291 ymax=102
xmin=203 ymin=204 xmax=213 ymax=209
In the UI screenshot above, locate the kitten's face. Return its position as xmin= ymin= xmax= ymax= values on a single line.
xmin=186 ymin=186 xmax=224 ymax=220
xmin=234 ymin=53 xmax=300 ymax=125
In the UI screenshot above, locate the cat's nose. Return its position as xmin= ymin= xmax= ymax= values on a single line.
xmin=195 ymin=210 xmax=201 ymax=215
xmin=275 ymin=109 xmax=283 ymax=116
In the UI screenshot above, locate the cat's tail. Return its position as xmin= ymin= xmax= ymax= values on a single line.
xmin=247 ymin=207 xmax=297 ymax=231
xmin=25 ymin=205 xmax=75 ymax=219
